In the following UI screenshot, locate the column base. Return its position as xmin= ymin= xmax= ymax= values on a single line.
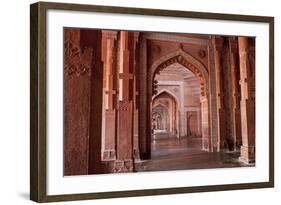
xmin=133 ymin=148 xmax=140 ymax=161
xmin=202 ymin=137 xmax=211 ymax=152
xmin=101 ymin=159 xmax=134 ymax=173
xmin=239 ymin=145 xmax=255 ymax=164
xmin=102 ymin=149 xmax=116 ymax=161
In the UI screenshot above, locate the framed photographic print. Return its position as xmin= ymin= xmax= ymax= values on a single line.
xmin=30 ymin=1 xmax=274 ymax=202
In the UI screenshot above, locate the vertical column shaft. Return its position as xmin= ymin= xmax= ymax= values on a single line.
xmin=201 ymin=96 xmax=211 ymax=151
xmin=133 ymin=33 xmax=140 ymax=161
xmin=238 ymin=37 xmax=255 ymax=163
xmin=138 ymin=36 xmax=150 ymax=159
xmin=207 ymin=44 xmax=218 ymax=152
xmin=101 ymin=31 xmax=117 ymax=163
xmin=212 ymin=36 xmax=226 ymax=151
xmin=229 ymin=37 xmax=242 ymax=151
xmin=87 ymin=30 xmax=104 ymax=174
xmin=115 ymin=31 xmax=135 ymax=172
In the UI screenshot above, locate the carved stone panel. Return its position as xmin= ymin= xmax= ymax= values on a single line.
xmin=63 ymin=28 xmax=92 ymax=175
xmin=117 ymin=101 xmax=133 ymax=160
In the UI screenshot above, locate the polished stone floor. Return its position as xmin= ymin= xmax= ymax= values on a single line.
xmin=136 ymin=133 xmax=252 ymax=172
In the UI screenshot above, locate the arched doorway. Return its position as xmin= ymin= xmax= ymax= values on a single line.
xmin=152 ymin=91 xmax=179 ymax=137
xmin=152 ymin=107 xmax=168 ymax=132
xmin=139 ymin=49 xmax=211 ymax=159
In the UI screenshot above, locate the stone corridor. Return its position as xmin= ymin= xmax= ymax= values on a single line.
xmin=135 ymin=136 xmax=248 ymax=172
xmin=63 ymin=28 xmax=256 ymax=175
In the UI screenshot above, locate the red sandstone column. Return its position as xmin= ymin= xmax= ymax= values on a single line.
xmin=138 ymin=36 xmax=150 ymax=159
xmin=197 ymin=109 xmax=202 ymax=136
xmin=115 ymin=31 xmax=134 ymax=172
xmin=212 ymin=36 xmax=226 ymax=151
xmin=86 ymin=30 xmax=104 ymax=174
xmin=133 ymin=32 xmax=140 ymax=161
xmin=238 ymin=37 xmax=255 ymax=163
xmin=229 ymin=37 xmax=242 ymax=151
xmin=201 ymin=96 xmax=211 ymax=151
xmin=207 ymin=44 xmax=219 ymax=152
xmin=101 ymin=31 xmax=118 ymax=168
xmin=64 ymin=29 xmax=92 ymax=175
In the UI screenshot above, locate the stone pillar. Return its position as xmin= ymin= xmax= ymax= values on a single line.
xmin=86 ymin=30 xmax=104 ymax=174
xmin=229 ymin=37 xmax=242 ymax=151
xmin=146 ymin=65 xmax=152 ymax=159
xmin=115 ymin=31 xmax=134 ymax=172
xmin=201 ymin=96 xmax=211 ymax=151
xmin=179 ymin=83 xmax=186 ymax=137
xmin=101 ymin=31 xmax=117 ymax=167
xmin=133 ymin=32 xmax=140 ymax=161
xmin=207 ymin=44 xmax=218 ymax=152
xmin=138 ymin=36 xmax=150 ymax=159
xmin=63 ymin=28 xmax=93 ymax=175
xmin=197 ymin=108 xmax=202 ymax=136
xmin=212 ymin=36 xmax=226 ymax=151
xmin=238 ymin=37 xmax=255 ymax=163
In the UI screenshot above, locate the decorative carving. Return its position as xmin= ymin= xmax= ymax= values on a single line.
xmin=173 ymin=87 xmax=179 ymax=93
xmin=64 ymin=40 xmax=93 ymax=76
xmin=124 ymin=160 xmax=133 ymax=171
xmin=118 ymin=101 xmax=131 ymax=111
xmin=111 ymin=160 xmax=133 ymax=173
xmin=152 ymin=80 xmax=158 ymax=95
xmin=103 ymin=150 xmax=116 ymax=160
xmin=198 ymin=50 xmax=206 ymax=58
xmin=154 ymin=55 xmax=206 ymax=96
xmin=113 ymin=161 xmax=123 ymax=172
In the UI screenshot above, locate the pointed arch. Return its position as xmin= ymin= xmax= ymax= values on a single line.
xmin=152 ymin=104 xmax=169 ymax=130
xmin=152 ymin=90 xmax=179 ymax=136
xmin=153 ymin=102 xmax=169 ymax=111
xmin=150 ymin=49 xmax=209 ymax=96
xmin=152 ymin=89 xmax=179 ymax=107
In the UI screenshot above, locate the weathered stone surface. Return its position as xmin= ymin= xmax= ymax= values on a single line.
xmin=63 ymin=28 xmax=92 ymax=176
xmin=238 ymin=37 xmax=256 ymax=164
xmin=63 ymin=29 xmax=256 ymax=175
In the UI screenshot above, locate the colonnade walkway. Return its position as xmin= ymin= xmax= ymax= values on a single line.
xmin=135 ymin=134 xmax=252 ymax=172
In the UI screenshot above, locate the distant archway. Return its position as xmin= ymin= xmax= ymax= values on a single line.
xmin=144 ymin=50 xmax=211 ymax=158
xmin=152 ymin=106 xmax=167 ymax=131
xmin=152 ymin=90 xmax=179 ymax=137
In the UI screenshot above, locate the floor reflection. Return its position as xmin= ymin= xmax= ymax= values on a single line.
xmin=136 ymin=134 xmax=252 ymax=172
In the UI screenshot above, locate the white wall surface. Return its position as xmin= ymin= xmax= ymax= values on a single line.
xmin=0 ymin=0 xmax=279 ymax=204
